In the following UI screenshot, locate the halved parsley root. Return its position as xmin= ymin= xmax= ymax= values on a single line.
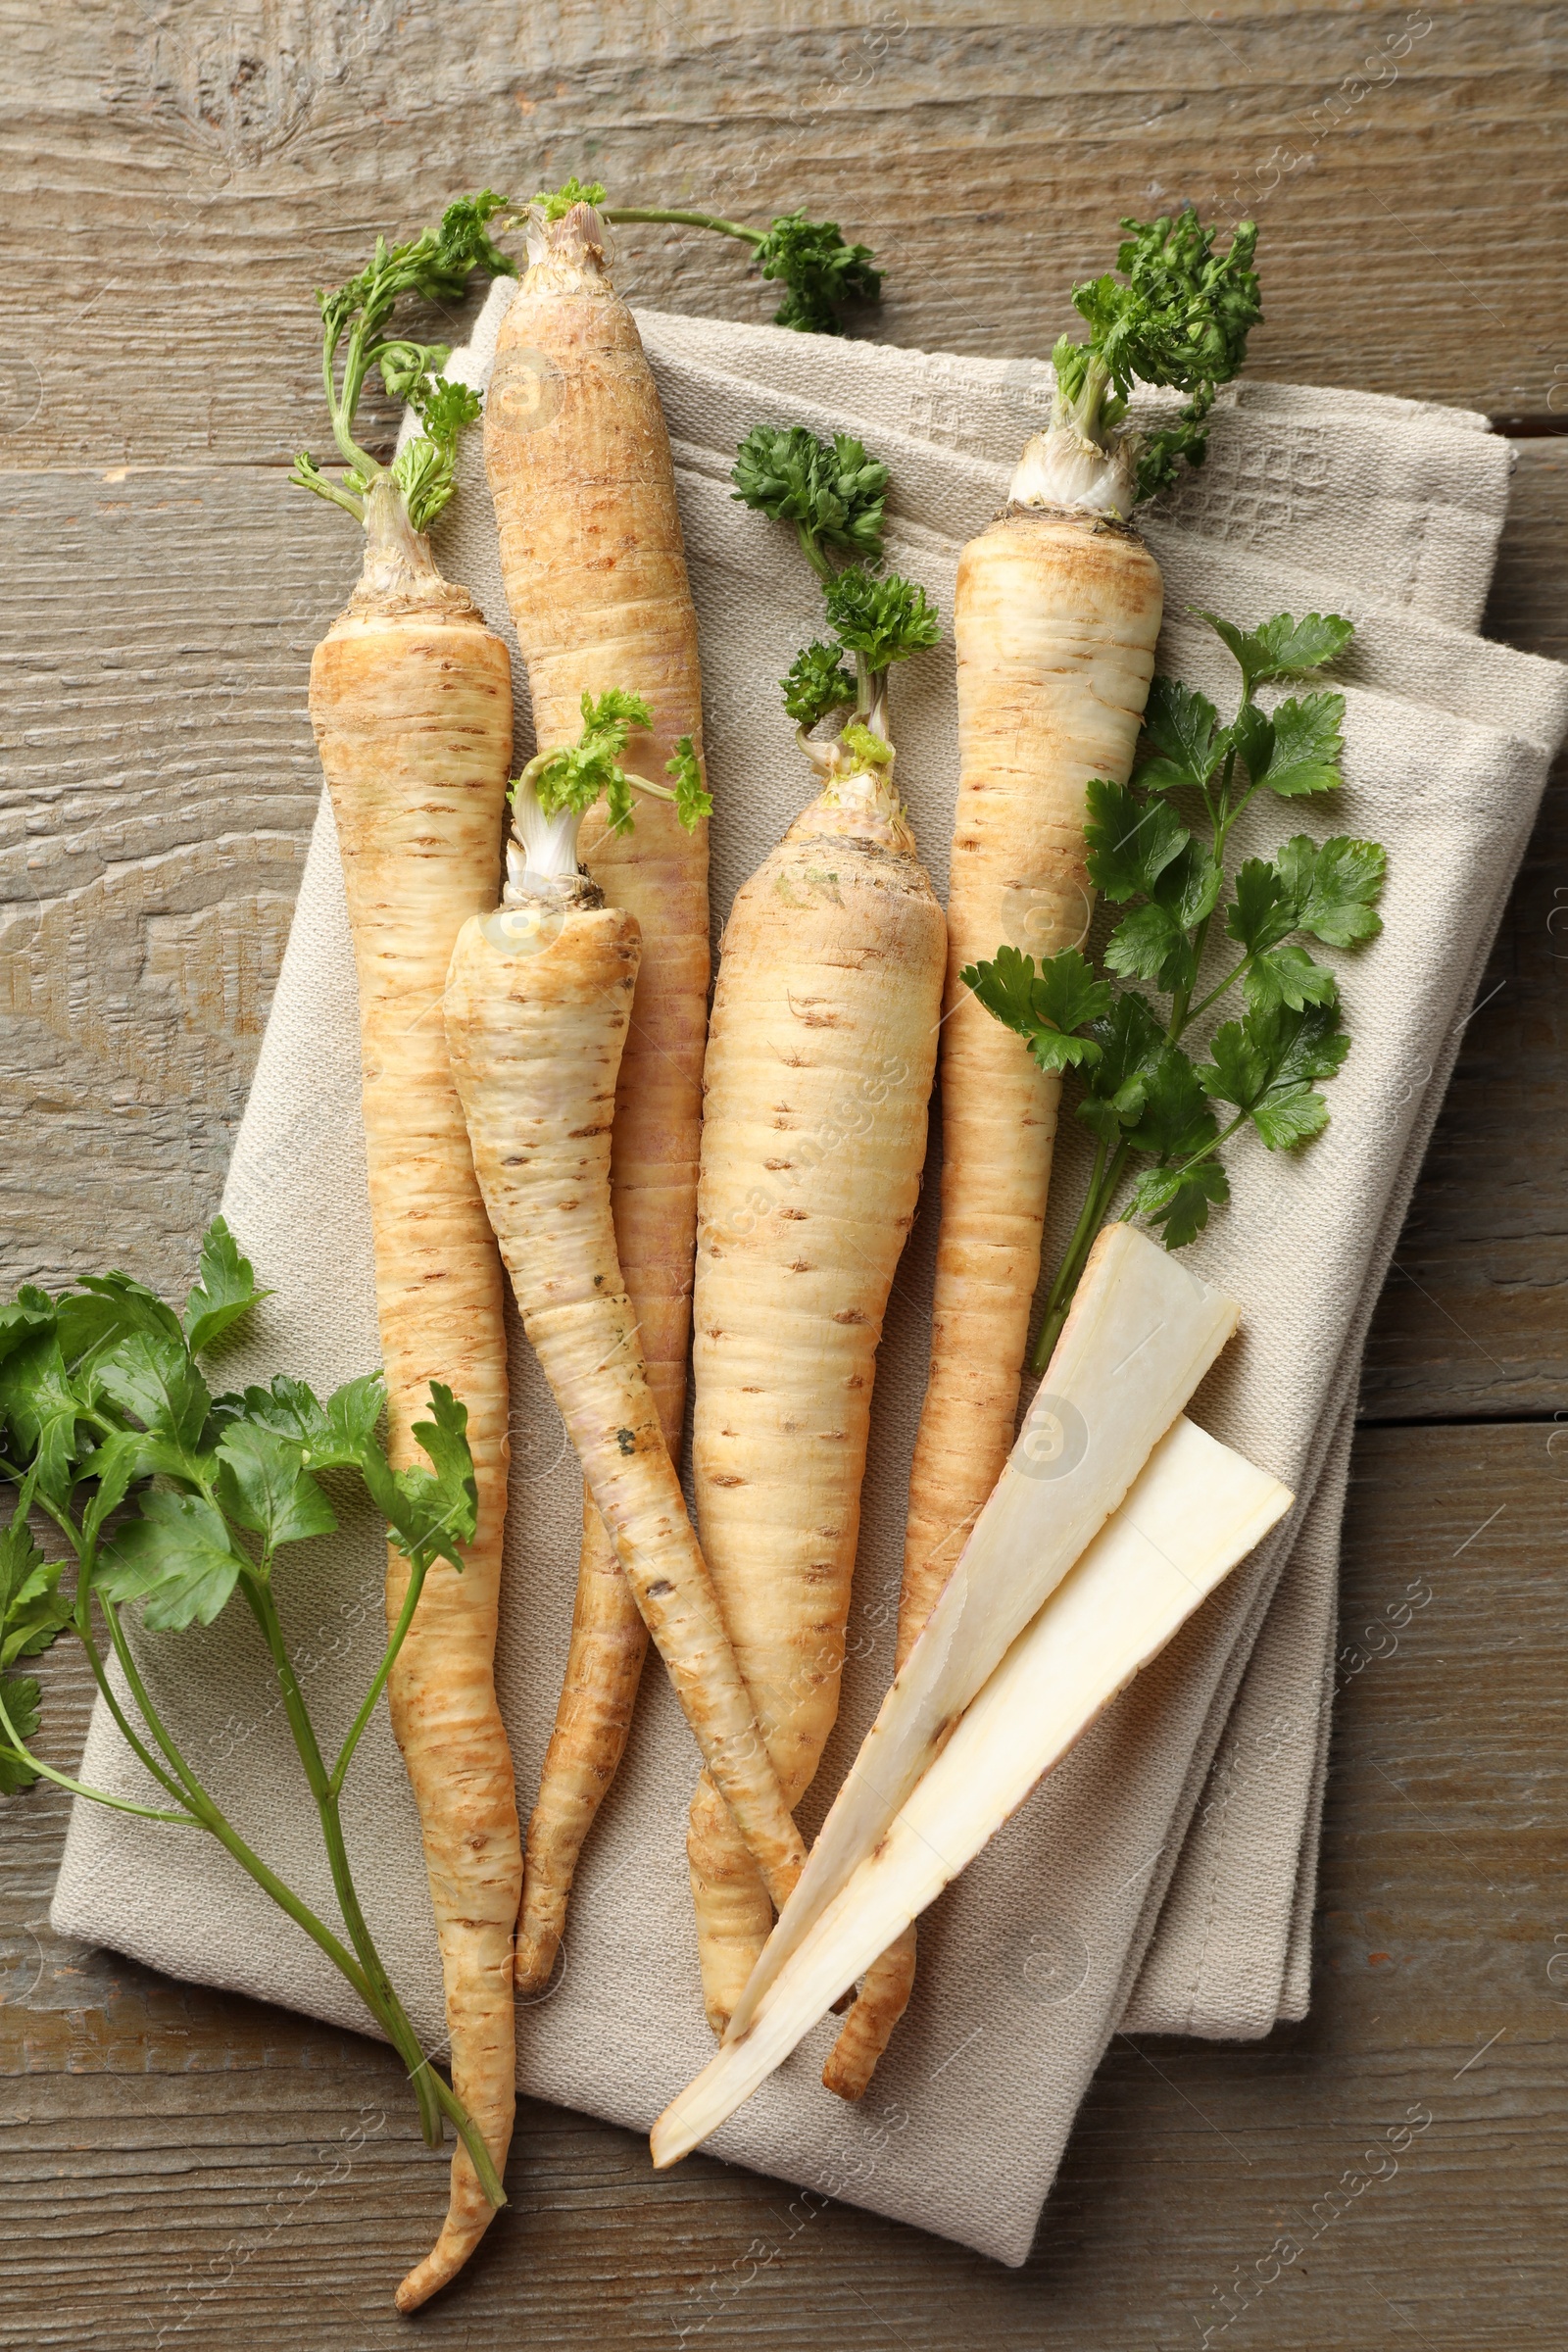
xmin=293 ymin=195 xmax=523 ymax=2309
xmin=482 ymin=192 xmax=712 ymax=1992
xmin=680 ymin=429 xmax=946 ymax=2036
xmin=444 ymin=722 xmax=808 ymax=1927
xmin=832 ymin=210 xmax=1263 ymax=2099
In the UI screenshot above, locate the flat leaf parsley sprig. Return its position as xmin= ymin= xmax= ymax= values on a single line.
xmin=0 ymin=1220 xmax=505 ymax=2210
xmin=964 ymin=611 xmax=1386 ymax=1369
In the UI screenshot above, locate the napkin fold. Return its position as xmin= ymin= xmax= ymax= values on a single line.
xmin=53 ymin=295 xmax=1568 ymax=2263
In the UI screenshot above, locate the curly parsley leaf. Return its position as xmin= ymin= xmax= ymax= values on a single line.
xmin=1136 ymin=676 xmax=1223 ymax=795
xmin=665 ymin=737 xmax=711 ymax=830
xmin=822 ymin=567 xmax=940 ymax=669
xmin=755 ymin=211 xmax=881 ymax=334
xmin=782 ymin=641 xmax=858 ymax=729
xmin=732 ymin=425 xmax=889 ymax=567
xmin=530 ymin=688 xmax=657 ymax=837
xmin=531 ymin=176 xmax=608 ymax=221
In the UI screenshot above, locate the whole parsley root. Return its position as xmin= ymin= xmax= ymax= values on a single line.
xmin=834 ymin=207 xmax=1263 ymax=2102
xmin=481 ymin=197 xmax=715 ymax=1998
xmin=0 ymin=1224 xmax=505 ymax=2212
xmin=293 ymin=192 xmax=523 ymax=2310
xmin=443 ymin=760 xmax=808 ymax=1947
xmin=672 ymin=426 xmax=946 ymax=2037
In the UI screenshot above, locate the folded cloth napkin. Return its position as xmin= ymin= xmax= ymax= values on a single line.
xmin=53 ymin=291 xmax=1568 ymax=2265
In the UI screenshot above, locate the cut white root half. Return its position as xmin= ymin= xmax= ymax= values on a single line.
xmin=651 ymin=1414 xmax=1292 ymax=2166
xmin=723 ymin=1223 xmax=1240 ymax=2043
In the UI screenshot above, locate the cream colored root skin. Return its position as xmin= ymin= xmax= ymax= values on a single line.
xmin=444 ymin=910 xmax=805 ymax=1914
xmin=904 ymin=512 xmax=1163 ymax=1635
xmin=838 ymin=509 xmax=1161 ymax=2095
xmin=486 ymin=202 xmax=710 ymax=1984
xmin=311 ymin=587 xmax=521 ymax=2306
xmin=684 ymin=787 xmax=945 ymax=2034
xmin=726 ymin=1224 xmax=1239 ymax=2043
xmin=654 ymin=1417 xmax=1293 ymax=2167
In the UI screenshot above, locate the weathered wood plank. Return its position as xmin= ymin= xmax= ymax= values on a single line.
xmin=2 ymin=0 xmax=1567 ymax=478
xmin=5 ymin=1421 xmax=1561 ymax=2347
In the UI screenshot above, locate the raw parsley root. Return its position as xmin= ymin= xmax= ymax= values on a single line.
xmin=483 ymin=196 xmax=714 ymax=1996
xmin=0 ymin=1224 xmax=504 ymax=2211
xmin=295 ymin=193 xmax=522 ymax=2310
xmin=837 ymin=207 xmax=1262 ymax=2099
xmin=443 ymin=747 xmax=810 ymax=1941
xmin=677 ymin=428 xmax=945 ymax=2037
xmin=529 ymin=176 xmax=881 ymax=334
xmin=969 ymin=608 xmax=1381 ymax=1365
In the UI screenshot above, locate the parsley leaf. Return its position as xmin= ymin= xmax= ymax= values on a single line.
xmin=360 ymin=1383 xmax=477 ymax=1577
xmin=1254 ymin=692 xmax=1346 ymax=798
xmin=214 ymin=1424 xmax=338 ymax=1557
xmin=1273 ymin=834 xmax=1386 ymax=946
xmin=1120 ymin=1045 xmax=1218 ymax=1161
xmin=822 ymin=568 xmax=941 ymax=670
xmin=754 ymin=212 xmax=881 ymax=335
xmin=665 ymin=737 xmax=711 ymax=830
xmin=1126 ymin=1157 xmax=1232 ymax=1247
xmin=182 ymin=1217 xmax=269 ymax=1355
xmin=1076 ymin=990 xmax=1168 ymax=1145
xmin=961 ymin=947 xmax=1113 ymax=1074
xmin=0 ymin=1323 xmax=87 ymax=1509
xmin=0 ymin=1512 xmax=71 ymax=1671
xmin=782 ymin=642 xmax=858 ymax=729
xmin=731 ymin=426 xmax=888 ymax=566
xmin=94 ymin=1334 xmax=211 ymax=1453
xmin=1200 ymin=1000 xmax=1350 ymax=1149
xmin=1085 ymin=777 xmax=1190 ymax=900
xmin=1136 ymin=676 xmax=1223 ymax=795
xmin=531 ymin=176 xmax=608 ymax=221
xmin=99 ymin=1490 xmax=243 ymax=1632
xmin=1200 ymin=610 xmax=1354 ymax=697
xmin=530 ymin=688 xmax=656 ymax=838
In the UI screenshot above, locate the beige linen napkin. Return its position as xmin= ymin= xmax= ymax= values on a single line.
xmin=52 ymin=294 xmax=1568 ymax=2263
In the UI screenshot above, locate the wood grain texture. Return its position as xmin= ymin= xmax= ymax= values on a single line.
xmin=6 ymin=1425 xmax=1563 ymax=2348
xmin=3 ymin=3 xmax=1568 ymax=2344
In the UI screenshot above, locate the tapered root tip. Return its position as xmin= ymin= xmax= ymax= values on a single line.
xmin=394 ymin=2164 xmax=505 ymax=2311
xmin=649 ymin=2113 xmax=688 ymax=2171
xmin=514 ymin=1922 xmax=562 ymax=1994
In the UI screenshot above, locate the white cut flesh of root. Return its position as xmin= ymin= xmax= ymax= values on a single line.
xmin=723 ymin=1223 xmax=1241 ymax=2046
xmin=650 ymin=1413 xmax=1292 ymax=2166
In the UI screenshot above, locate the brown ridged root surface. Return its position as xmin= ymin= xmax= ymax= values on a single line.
xmin=445 ymin=906 xmax=806 ymax=1919
xmin=310 ymin=555 xmax=520 ymax=2311
xmin=685 ymin=778 xmax=945 ymax=2034
xmin=825 ymin=506 xmax=1162 ymax=2097
xmin=485 ymin=201 xmax=709 ymax=1990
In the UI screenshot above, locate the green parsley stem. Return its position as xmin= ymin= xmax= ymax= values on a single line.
xmin=328 ymin=1558 xmax=427 ymax=1800
xmin=1185 ymin=953 xmax=1251 ymax=1026
xmin=242 ymin=1576 xmax=446 ymax=2154
xmin=603 ymin=206 xmax=762 ymax=248
xmin=0 ymin=1680 xmax=197 ymax=1823
xmin=1032 ymin=1137 xmax=1131 ymax=1373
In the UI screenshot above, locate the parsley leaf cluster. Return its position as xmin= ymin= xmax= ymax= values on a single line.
xmin=964 ymin=611 xmax=1384 ymax=1362
xmin=732 ymin=424 xmax=940 ymax=755
xmin=1052 ymin=207 xmax=1263 ymax=503
xmin=291 ymin=189 xmax=514 ymax=534
xmin=523 ymin=691 xmax=709 ymax=839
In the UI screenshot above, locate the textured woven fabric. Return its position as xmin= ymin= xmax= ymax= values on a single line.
xmin=53 ymin=291 xmax=1568 ymax=2264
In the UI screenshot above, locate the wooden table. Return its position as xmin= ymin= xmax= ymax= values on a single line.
xmin=4 ymin=5 xmax=1565 ymax=2343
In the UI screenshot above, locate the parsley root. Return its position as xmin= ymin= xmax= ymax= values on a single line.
xmin=836 ymin=209 xmax=1262 ymax=2096
xmin=294 ymin=194 xmax=523 ymax=2309
xmin=483 ymin=196 xmax=711 ymax=1991
xmin=444 ymin=746 xmax=807 ymax=1933
xmin=680 ymin=428 xmax=945 ymax=2035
